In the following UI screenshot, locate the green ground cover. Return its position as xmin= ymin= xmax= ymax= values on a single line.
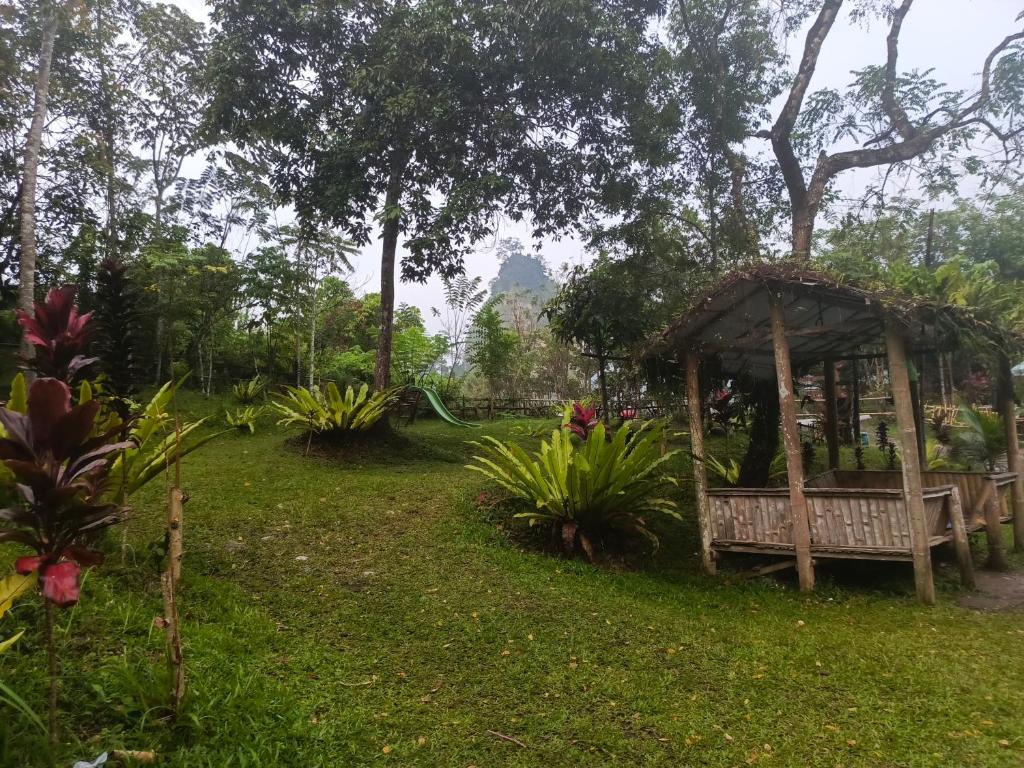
xmin=2 ymin=393 xmax=1023 ymax=767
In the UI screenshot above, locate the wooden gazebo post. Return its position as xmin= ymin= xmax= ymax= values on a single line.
xmin=823 ymin=358 xmax=840 ymax=469
xmin=997 ymin=352 xmax=1024 ymax=551
xmin=685 ymin=349 xmax=716 ymax=575
xmin=769 ymin=297 xmax=814 ymax=591
xmin=885 ymin=326 xmax=936 ymax=605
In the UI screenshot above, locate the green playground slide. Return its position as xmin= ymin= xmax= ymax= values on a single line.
xmin=411 ymin=386 xmax=480 ymax=427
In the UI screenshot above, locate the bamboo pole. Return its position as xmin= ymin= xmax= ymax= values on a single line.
xmin=823 ymin=358 xmax=840 ymax=469
xmin=884 ymin=326 xmax=935 ymax=605
xmin=947 ymin=486 xmax=975 ymax=589
xmin=997 ymin=353 xmax=1024 ymax=551
xmin=983 ymin=478 xmax=1008 ymax=571
xmin=684 ymin=350 xmax=716 ymax=576
xmin=769 ymin=298 xmax=814 ymax=591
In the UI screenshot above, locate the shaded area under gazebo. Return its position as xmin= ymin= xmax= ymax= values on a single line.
xmin=647 ymin=266 xmax=1024 ymax=604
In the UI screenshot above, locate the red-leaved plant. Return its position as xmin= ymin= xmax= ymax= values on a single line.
xmin=16 ymin=285 xmax=98 ymax=382
xmin=0 ymin=377 xmax=131 ymax=745
xmin=564 ymin=402 xmax=598 ymax=440
xmin=0 ymin=377 xmax=130 ymax=604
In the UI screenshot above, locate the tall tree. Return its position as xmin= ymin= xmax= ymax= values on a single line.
xmin=758 ymin=1 xmax=1024 ymax=260
xmin=208 ymin=0 xmax=675 ymax=391
xmin=545 ymin=254 xmax=654 ymax=423
xmin=18 ymin=1 xmax=60 ymax=362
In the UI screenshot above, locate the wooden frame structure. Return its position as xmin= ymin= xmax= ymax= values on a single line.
xmin=650 ymin=267 xmax=1023 ymax=604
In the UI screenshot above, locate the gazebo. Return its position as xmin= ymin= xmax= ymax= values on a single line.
xmin=648 ymin=266 xmax=1024 ymax=604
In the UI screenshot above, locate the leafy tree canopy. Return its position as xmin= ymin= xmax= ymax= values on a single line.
xmin=207 ymin=0 xmax=677 ymax=280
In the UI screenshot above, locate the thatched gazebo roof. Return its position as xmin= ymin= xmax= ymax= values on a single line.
xmin=643 ymin=264 xmax=1010 ymax=379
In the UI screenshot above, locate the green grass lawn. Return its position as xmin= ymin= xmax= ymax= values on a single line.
xmin=2 ymin=393 xmax=1024 ymax=767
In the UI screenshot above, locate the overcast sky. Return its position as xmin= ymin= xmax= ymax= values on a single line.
xmin=172 ymin=0 xmax=1019 ymax=332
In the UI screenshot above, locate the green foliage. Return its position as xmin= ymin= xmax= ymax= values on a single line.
xmin=390 ymin=312 xmax=448 ymax=386
xmin=226 ymin=406 xmax=265 ymax=434
xmin=0 ymin=572 xmax=44 ymax=733
xmin=704 ymin=454 xmax=741 ymax=486
xmin=273 ymin=383 xmax=398 ymax=435
xmin=209 ymin=0 xmax=674 ymax=281
xmin=952 ymin=400 xmax=1007 ymax=472
xmin=93 ymin=259 xmax=143 ymax=404
xmin=467 ymin=421 xmax=681 ymax=557
xmin=105 ymin=380 xmax=223 ymax=500
xmin=467 ymin=301 xmax=520 ymax=398
xmin=233 ymin=375 xmax=264 ymax=404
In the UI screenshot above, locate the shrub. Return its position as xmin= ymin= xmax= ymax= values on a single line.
xmin=952 ymin=400 xmax=1006 ymax=471
xmin=705 ymin=454 xmax=741 ymax=486
xmin=15 ymin=286 xmax=97 ymax=382
xmin=94 ymin=258 xmax=143 ymax=409
xmin=273 ymin=382 xmax=398 ymax=436
xmin=227 ymin=406 xmax=264 ymax=434
xmin=0 ymin=378 xmax=130 ymax=602
xmin=467 ymin=420 xmax=680 ymax=559
xmin=233 ymin=375 xmax=264 ymax=404
xmin=0 ymin=376 xmax=131 ymax=744
xmin=561 ymin=401 xmax=598 ymax=440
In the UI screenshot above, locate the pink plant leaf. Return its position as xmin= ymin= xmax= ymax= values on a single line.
xmin=15 ymin=555 xmax=43 ymax=575
xmin=40 ymin=560 xmax=81 ymax=607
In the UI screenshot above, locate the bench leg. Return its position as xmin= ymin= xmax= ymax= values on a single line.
xmin=984 ymin=480 xmax=1008 ymax=571
xmin=948 ymin=487 xmax=975 ymax=589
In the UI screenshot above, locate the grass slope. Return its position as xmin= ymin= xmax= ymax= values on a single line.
xmin=1 ymin=394 xmax=1023 ymax=767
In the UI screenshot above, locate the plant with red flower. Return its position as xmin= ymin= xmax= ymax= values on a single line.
xmin=16 ymin=285 xmax=98 ymax=382
xmin=563 ymin=402 xmax=598 ymax=440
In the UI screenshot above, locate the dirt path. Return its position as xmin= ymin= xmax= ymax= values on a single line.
xmin=959 ymin=570 xmax=1024 ymax=611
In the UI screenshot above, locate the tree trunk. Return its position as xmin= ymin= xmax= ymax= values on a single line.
xmin=738 ymin=378 xmax=780 ymax=486
xmin=308 ymin=281 xmax=317 ymax=389
xmin=154 ymin=313 xmax=164 ymax=384
xmin=96 ymin=0 xmax=117 ymax=261
xmin=374 ymin=157 xmax=406 ymax=392
xmin=18 ymin=5 xmax=58 ymax=364
xmin=791 ymin=202 xmax=814 ymax=261
xmin=597 ymin=354 xmax=610 ymax=426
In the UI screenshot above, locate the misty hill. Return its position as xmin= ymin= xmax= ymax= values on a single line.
xmin=488 ymin=239 xmax=558 ymax=304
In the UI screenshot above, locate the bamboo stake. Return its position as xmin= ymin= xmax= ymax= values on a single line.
xmin=769 ymin=298 xmax=814 ymax=591
xmin=160 ymin=567 xmax=185 ymax=717
xmin=685 ymin=350 xmax=716 ymax=575
xmin=159 ymin=379 xmax=186 ymax=716
xmin=885 ymin=326 xmax=935 ymax=605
